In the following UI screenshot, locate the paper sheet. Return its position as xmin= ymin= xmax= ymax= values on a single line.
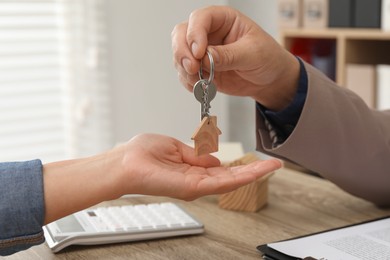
xmin=268 ymin=217 xmax=390 ymax=260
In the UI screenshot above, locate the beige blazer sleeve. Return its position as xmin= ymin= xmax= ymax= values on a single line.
xmin=256 ymin=62 xmax=390 ymax=206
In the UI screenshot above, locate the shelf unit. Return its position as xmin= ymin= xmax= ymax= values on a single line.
xmin=280 ymin=28 xmax=390 ymax=174
xmin=280 ymin=28 xmax=390 ymax=86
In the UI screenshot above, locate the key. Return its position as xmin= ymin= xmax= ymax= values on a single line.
xmin=193 ymin=79 xmax=208 ymax=120
xmin=191 ymin=50 xmax=221 ymax=156
xmin=201 ymin=82 xmax=216 ymax=119
xmin=193 ymin=80 xmax=217 ymax=104
xmin=193 ymin=79 xmax=216 ymax=120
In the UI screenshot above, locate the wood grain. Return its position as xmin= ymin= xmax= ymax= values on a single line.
xmin=191 ymin=116 xmax=221 ymax=156
xmin=7 ymin=168 xmax=390 ymax=260
xmin=218 ymin=153 xmax=273 ymax=212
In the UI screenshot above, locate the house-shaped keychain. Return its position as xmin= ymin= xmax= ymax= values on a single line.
xmin=191 ymin=116 xmax=222 ymax=156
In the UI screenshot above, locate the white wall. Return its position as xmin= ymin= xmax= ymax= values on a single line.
xmin=107 ymin=1 xmax=278 ymax=152
xmin=226 ymin=1 xmax=278 ymax=153
xmin=229 ymin=1 xmax=278 ymax=37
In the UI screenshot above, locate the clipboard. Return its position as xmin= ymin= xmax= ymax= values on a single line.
xmin=256 ymin=216 xmax=390 ymax=260
xmin=257 ymin=244 xmax=301 ymax=260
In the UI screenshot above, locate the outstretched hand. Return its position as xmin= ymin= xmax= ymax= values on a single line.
xmin=119 ymin=134 xmax=282 ymax=200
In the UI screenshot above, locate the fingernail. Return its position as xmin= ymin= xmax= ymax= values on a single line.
xmin=182 ymin=58 xmax=191 ymax=73
xmin=191 ymin=42 xmax=199 ymax=56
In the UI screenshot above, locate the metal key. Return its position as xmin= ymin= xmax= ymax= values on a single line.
xmin=191 ymin=50 xmax=221 ymax=156
xmin=193 ymin=50 xmax=217 ymax=120
xmin=193 ymin=79 xmax=216 ymax=120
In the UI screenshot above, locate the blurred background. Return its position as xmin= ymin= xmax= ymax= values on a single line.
xmin=0 ymin=0 xmax=277 ymax=163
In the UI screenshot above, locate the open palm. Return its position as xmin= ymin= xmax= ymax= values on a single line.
xmin=120 ymin=134 xmax=281 ymax=200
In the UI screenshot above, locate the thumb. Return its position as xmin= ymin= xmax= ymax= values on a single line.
xmin=208 ymin=38 xmax=254 ymax=72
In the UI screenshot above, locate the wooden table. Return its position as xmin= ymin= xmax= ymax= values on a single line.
xmin=5 ymin=168 xmax=390 ymax=259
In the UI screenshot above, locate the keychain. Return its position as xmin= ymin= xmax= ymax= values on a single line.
xmin=191 ymin=50 xmax=222 ymax=156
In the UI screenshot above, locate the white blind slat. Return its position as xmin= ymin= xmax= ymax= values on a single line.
xmin=0 ymin=107 xmax=61 ymax=122
xmin=0 ymin=42 xmax=59 ymax=55
xmin=0 ymin=68 xmax=60 ymax=82
xmin=0 ymin=16 xmax=58 ymax=27
xmin=0 ymin=120 xmax=63 ymax=136
xmin=0 ymin=132 xmax=64 ymax=147
xmin=0 ymin=80 xmax=61 ymax=95
xmin=0 ymin=29 xmax=59 ymax=41
xmin=0 ymin=55 xmax=59 ymax=68
xmin=0 ymin=3 xmax=61 ymax=14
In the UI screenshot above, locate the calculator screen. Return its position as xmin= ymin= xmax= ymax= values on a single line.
xmin=56 ymin=214 xmax=85 ymax=233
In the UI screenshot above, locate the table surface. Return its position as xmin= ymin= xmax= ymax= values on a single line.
xmin=5 ymin=167 xmax=390 ymax=260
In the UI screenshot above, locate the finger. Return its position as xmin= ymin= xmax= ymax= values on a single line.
xmin=178 ymin=73 xmax=192 ymax=92
xmin=172 ymin=22 xmax=199 ymax=75
xmin=230 ymin=159 xmax=282 ymax=176
xmin=178 ymin=142 xmax=221 ymax=168
xmin=198 ymin=159 xmax=282 ymax=195
xmin=194 ymin=172 xmax=254 ymax=197
xmin=187 ymin=6 xmax=238 ymax=59
xmin=177 ymin=68 xmax=199 ymax=92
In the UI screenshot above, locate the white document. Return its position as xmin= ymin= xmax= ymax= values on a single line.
xmin=268 ymin=217 xmax=390 ymax=260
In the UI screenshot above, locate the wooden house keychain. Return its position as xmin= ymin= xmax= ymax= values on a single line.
xmin=191 ymin=50 xmax=222 ymax=156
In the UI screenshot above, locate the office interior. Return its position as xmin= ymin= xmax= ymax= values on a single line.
xmin=2 ymin=1 xmax=389 ymax=163
xmin=0 ymin=0 xmax=277 ymax=164
xmin=3 ymin=1 xmax=390 ymax=259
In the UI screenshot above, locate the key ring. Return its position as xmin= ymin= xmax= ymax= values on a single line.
xmin=198 ymin=50 xmax=214 ymax=85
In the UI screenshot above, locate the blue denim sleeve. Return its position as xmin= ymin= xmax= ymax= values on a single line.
xmin=257 ymin=57 xmax=308 ymax=142
xmin=0 ymin=159 xmax=45 ymax=256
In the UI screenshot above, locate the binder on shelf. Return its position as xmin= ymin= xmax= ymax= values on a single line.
xmin=289 ymin=38 xmax=336 ymax=80
xmin=354 ymin=0 xmax=381 ymax=28
xmin=311 ymin=39 xmax=336 ymax=81
xmin=302 ymin=0 xmax=329 ymax=28
xmin=289 ymin=38 xmax=314 ymax=63
xmin=345 ymin=64 xmax=376 ymax=108
xmin=382 ymin=0 xmax=390 ymax=31
xmin=277 ymin=0 xmax=303 ymax=28
xmin=328 ymin=0 xmax=354 ymax=28
xmin=376 ymin=64 xmax=390 ymax=110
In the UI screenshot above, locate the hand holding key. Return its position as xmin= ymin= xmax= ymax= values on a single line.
xmin=171 ymin=6 xmax=300 ymax=112
xmin=191 ymin=51 xmax=221 ymax=156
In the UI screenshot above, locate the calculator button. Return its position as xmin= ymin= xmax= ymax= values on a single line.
xmin=88 ymin=204 xmax=198 ymax=232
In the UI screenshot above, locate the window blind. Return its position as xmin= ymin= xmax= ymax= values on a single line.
xmin=0 ymin=0 xmax=112 ymax=163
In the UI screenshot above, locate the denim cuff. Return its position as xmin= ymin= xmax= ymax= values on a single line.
xmin=0 ymin=159 xmax=45 ymax=256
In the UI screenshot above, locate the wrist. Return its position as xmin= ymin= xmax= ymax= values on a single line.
xmin=43 ymin=147 xmax=125 ymax=224
xmin=100 ymin=144 xmax=128 ymax=200
xmin=254 ymin=51 xmax=300 ymax=111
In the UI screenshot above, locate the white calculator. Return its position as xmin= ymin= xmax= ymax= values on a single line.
xmin=43 ymin=202 xmax=204 ymax=253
